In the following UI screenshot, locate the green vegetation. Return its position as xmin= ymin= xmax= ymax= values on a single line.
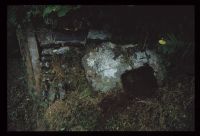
xmin=43 ymin=5 xmax=80 ymax=18
xmin=157 ymin=33 xmax=193 ymax=56
xmin=8 ymin=5 xmax=80 ymax=29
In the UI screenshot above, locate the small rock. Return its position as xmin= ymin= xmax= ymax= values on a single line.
xmin=121 ymin=44 xmax=138 ymax=51
xmin=58 ymin=83 xmax=63 ymax=88
xmin=87 ymin=30 xmax=111 ymax=40
xmin=59 ymin=89 xmax=66 ymax=100
xmin=52 ymin=49 xmax=58 ymax=53
xmin=48 ymin=89 xmax=56 ymax=102
xmin=42 ymin=49 xmax=53 ymax=55
xmin=45 ymin=62 xmax=50 ymax=68
xmin=61 ymin=64 xmax=66 ymax=69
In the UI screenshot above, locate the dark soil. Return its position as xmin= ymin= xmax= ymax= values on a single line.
xmin=121 ymin=64 xmax=158 ymax=98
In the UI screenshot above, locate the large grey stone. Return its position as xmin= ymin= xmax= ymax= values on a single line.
xmin=82 ymin=42 xmax=166 ymax=92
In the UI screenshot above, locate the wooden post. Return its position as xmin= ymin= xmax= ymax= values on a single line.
xmin=16 ymin=26 xmax=41 ymax=95
xmin=27 ymin=27 xmax=41 ymax=94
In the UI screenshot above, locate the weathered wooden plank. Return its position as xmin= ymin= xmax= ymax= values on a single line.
xmin=16 ymin=28 xmax=35 ymax=93
xmin=27 ymin=28 xmax=41 ymax=93
xmin=36 ymin=29 xmax=87 ymax=46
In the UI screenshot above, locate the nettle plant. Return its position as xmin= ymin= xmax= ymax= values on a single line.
xmin=158 ymin=34 xmax=185 ymax=55
xmin=157 ymin=33 xmax=193 ymax=67
xmin=8 ymin=5 xmax=80 ymax=28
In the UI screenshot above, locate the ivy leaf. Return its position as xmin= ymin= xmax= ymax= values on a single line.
xmin=52 ymin=5 xmax=61 ymax=11
xmin=57 ymin=6 xmax=72 ymax=17
xmin=43 ymin=6 xmax=55 ymax=17
xmin=60 ymin=127 xmax=65 ymax=131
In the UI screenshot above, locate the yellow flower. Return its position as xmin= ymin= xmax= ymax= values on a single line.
xmin=159 ymin=38 xmax=167 ymax=45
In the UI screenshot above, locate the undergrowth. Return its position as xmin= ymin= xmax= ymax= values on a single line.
xmin=41 ymin=74 xmax=194 ymax=131
xmin=44 ymin=90 xmax=103 ymax=131
xmin=104 ymin=76 xmax=194 ymax=131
